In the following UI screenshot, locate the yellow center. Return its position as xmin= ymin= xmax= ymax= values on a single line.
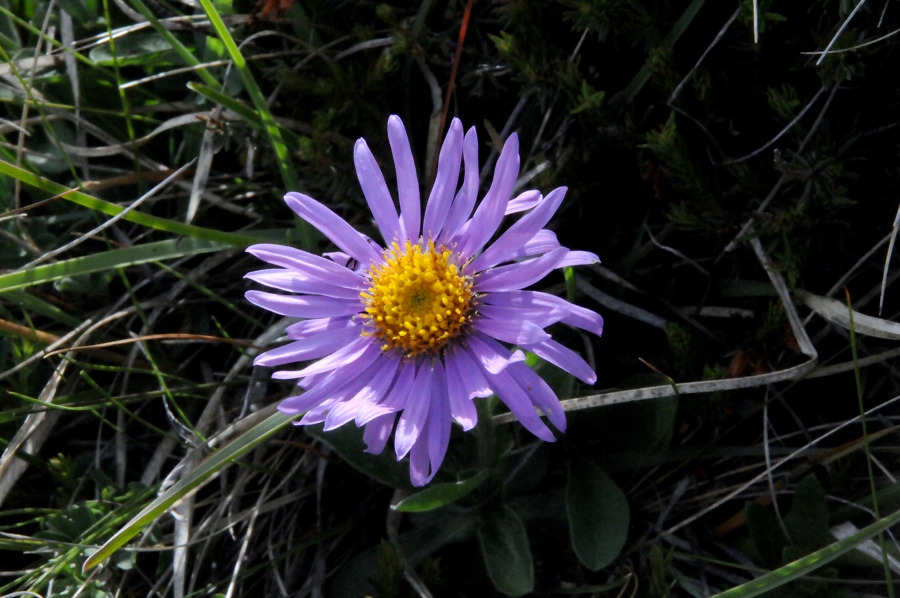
xmin=361 ymin=240 xmax=473 ymax=355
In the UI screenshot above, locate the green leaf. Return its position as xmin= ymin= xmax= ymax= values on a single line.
xmin=570 ymin=377 xmax=676 ymax=460
xmin=565 ymin=459 xmax=630 ymax=571
xmin=784 ymin=475 xmax=830 ymax=554
xmin=83 ymin=410 xmax=295 ymax=571
xmin=477 ymin=507 xmax=534 ymax=597
xmin=88 ymin=33 xmax=174 ymax=66
xmin=392 ymin=471 xmax=489 ymax=512
xmin=57 ymin=0 xmax=95 ymax=24
xmin=746 ymin=501 xmax=788 ymax=569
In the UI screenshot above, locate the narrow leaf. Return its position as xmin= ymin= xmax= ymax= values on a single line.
xmin=194 ymin=0 xmax=314 ymax=251
xmin=83 ymin=411 xmax=295 ymax=571
xmin=711 ymin=506 xmax=900 ymax=597
xmin=125 ymin=0 xmax=219 ymax=87
xmin=187 ymin=82 xmax=300 ymax=147
xmin=0 ymin=238 xmax=232 ymax=293
xmin=0 ymin=160 xmax=254 ymax=246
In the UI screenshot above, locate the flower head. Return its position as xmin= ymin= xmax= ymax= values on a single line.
xmin=246 ymin=116 xmax=603 ymax=486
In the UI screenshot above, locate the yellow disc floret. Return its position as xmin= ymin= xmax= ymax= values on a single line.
xmin=361 ymin=240 xmax=473 ymax=356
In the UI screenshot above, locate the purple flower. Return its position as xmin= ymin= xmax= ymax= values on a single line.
xmin=246 ymin=116 xmax=603 ymax=486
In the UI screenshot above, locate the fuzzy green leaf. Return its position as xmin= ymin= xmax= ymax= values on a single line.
xmin=565 ymin=459 xmax=630 ymax=571
xmin=478 ymin=506 xmax=534 ymax=597
xmin=392 ymin=471 xmax=489 ymax=512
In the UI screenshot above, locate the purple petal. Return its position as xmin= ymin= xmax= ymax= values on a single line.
xmin=296 ymin=371 xmax=325 ymax=387
xmin=426 ymin=366 xmax=451 ymax=482
xmin=284 ymin=317 xmax=354 ymax=340
xmin=324 ymin=251 xmax=353 ymax=267
xmin=441 ymin=127 xmax=480 ymax=241
xmin=246 ymin=244 xmax=365 ymax=289
xmin=478 ymin=302 xmax=561 ymax=329
xmin=422 ymin=119 xmax=463 ymax=238
xmin=456 ymin=133 xmax=520 ymax=257
xmin=559 ymin=306 xmax=604 ymax=336
xmin=363 ymin=413 xmax=396 ymax=454
xmin=254 ymin=323 xmax=363 ymax=367
xmin=474 ymin=247 xmax=568 ymax=293
xmin=301 ymin=371 xmax=373 ymax=425
xmin=523 ymin=291 xmax=604 ymax=336
xmin=323 ymin=356 xmax=400 ymax=430
xmin=278 ymin=387 xmax=333 ymax=416
xmin=375 ymin=357 xmax=417 ymax=413
xmin=482 ymin=366 xmax=556 ymax=442
xmin=524 ymin=338 xmax=596 ymax=384
xmin=244 ymin=269 xmax=361 ymax=300
xmin=354 ymin=138 xmax=402 ymax=244
xmin=282 ymin=336 xmax=376 ymax=378
xmin=347 ymin=356 xmax=403 ymax=426
xmin=507 ymin=362 xmax=566 ymax=432
xmin=409 ymin=430 xmax=432 ymax=486
xmin=470 ymin=187 xmax=567 ymax=272
xmin=443 ymin=351 xmax=478 ymax=430
xmin=558 ymin=250 xmax=600 ymax=267
xmin=466 ymin=331 xmax=526 ymax=374
xmin=473 ymin=316 xmax=550 ymax=345
xmin=277 ymin=360 xmax=366 ymax=414
xmin=508 ymin=229 xmax=561 ymax=260
xmin=504 ymin=190 xmax=541 ymax=215
xmin=273 ymin=340 xmax=381 ymax=381
xmin=245 ymin=291 xmax=362 ymax=318
xmin=394 ymin=362 xmax=432 ymax=459
xmin=388 ymin=115 xmax=420 ymax=241
xmin=447 ymin=347 xmax=492 ymax=400
xmin=284 ymin=192 xmax=382 ymax=266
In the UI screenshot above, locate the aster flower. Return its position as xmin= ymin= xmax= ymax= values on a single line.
xmin=246 ymin=116 xmax=603 ymax=486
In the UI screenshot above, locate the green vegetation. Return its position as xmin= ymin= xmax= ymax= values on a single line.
xmin=2 ymin=0 xmax=900 ymax=596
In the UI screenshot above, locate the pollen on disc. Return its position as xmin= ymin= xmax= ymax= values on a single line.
xmin=361 ymin=240 xmax=473 ymax=355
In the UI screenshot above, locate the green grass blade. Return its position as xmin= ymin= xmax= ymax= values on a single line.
xmin=847 ymin=290 xmax=895 ymax=596
xmin=192 ymin=0 xmax=315 ymax=250
xmin=711 ymin=506 xmax=900 ymax=597
xmin=193 ymin=0 xmax=297 ymax=188
xmin=125 ymin=0 xmax=219 ymax=88
xmin=0 ymin=226 xmax=302 ymax=293
xmin=3 ymin=290 xmax=83 ymax=327
xmin=187 ymin=82 xmax=302 ymax=147
xmin=194 ymin=0 xmax=314 ymax=251
xmin=0 ymin=238 xmax=231 ymax=293
xmin=82 ymin=410 xmax=295 ymax=572
xmin=0 ymin=160 xmax=255 ymax=246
